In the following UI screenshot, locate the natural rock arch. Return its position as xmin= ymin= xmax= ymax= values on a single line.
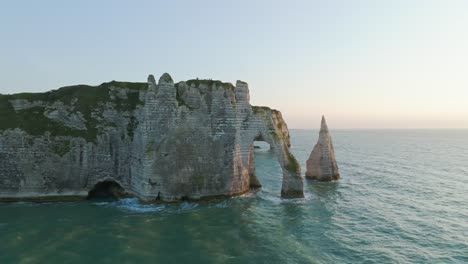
xmin=243 ymin=109 xmax=304 ymax=198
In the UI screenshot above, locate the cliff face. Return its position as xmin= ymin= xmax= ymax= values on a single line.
xmin=0 ymin=73 xmax=303 ymax=201
xmin=305 ymin=116 xmax=340 ymax=181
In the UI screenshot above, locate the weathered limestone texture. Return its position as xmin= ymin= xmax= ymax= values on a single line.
xmin=0 ymin=73 xmax=303 ymax=201
xmin=305 ymin=116 xmax=340 ymax=181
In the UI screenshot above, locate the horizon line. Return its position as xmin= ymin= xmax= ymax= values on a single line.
xmin=289 ymin=127 xmax=468 ymax=130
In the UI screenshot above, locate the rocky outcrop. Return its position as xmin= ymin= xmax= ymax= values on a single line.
xmin=0 ymin=73 xmax=304 ymax=201
xmin=305 ymin=116 xmax=340 ymax=181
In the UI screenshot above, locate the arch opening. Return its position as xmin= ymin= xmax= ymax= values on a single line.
xmin=249 ymin=139 xmax=283 ymax=194
xmin=87 ymin=180 xmax=129 ymax=200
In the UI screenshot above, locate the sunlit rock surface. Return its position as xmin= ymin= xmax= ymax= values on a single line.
xmin=305 ymin=116 xmax=340 ymax=181
xmin=0 ymin=73 xmax=303 ymax=201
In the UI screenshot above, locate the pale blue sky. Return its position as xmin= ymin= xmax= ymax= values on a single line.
xmin=1 ymin=0 xmax=467 ymax=128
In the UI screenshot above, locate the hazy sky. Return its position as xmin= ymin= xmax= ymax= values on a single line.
xmin=1 ymin=0 xmax=467 ymax=129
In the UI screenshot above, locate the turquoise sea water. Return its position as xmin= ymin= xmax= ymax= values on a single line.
xmin=1 ymin=130 xmax=467 ymax=264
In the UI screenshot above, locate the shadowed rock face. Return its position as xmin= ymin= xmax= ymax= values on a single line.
xmin=305 ymin=116 xmax=340 ymax=181
xmin=0 ymin=73 xmax=303 ymax=201
xmin=87 ymin=181 xmax=129 ymax=199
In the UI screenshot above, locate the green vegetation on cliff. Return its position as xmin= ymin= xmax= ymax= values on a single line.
xmin=126 ymin=116 xmax=139 ymax=140
xmin=174 ymin=79 xmax=235 ymax=110
xmin=286 ymin=153 xmax=300 ymax=173
xmin=185 ymin=79 xmax=235 ymax=91
xmin=0 ymin=104 xmax=88 ymax=139
xmin=0 ymin=81 xmax=147 ymax=142
xmin=50 ymin=140 xmax=71 ymax=157
xmin=251 ymin=106 xmax=271 ymax=114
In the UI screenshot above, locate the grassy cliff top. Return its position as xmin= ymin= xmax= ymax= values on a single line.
xmin=0 ymin=81 xmax=147 ymax=142
xmin=0 ymin=81 xmax=147 ymax=101
xmin=176 ymin=79 xmax=235 ymax=91
xmin=251 ymin=105 xmax=280 ymax=115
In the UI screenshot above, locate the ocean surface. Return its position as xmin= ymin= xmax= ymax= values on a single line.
xmin=1 ymin=130 xmax=467 ymax=264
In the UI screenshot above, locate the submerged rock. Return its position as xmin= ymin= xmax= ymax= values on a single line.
xmin=0 ymin=73 xmax=304 ymax=201
xmin=305 ymin=116 xmax=340 ymax=181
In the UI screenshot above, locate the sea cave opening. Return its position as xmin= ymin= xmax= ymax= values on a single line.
xmin=87 ymin=180 xmax=128 ymax=200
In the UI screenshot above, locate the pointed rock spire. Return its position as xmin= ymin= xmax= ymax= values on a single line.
xmin=320 ymin=115 xmax=329 ymax=133
xmin=305 ymin=116 xmax=340 ymax=181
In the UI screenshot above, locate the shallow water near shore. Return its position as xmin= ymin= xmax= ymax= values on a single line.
xmin=1 ymin=130 xmax=467 ymax=263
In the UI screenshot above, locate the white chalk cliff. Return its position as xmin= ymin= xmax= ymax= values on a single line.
xmin=0 ymin=73 xmax=304 ymax=201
